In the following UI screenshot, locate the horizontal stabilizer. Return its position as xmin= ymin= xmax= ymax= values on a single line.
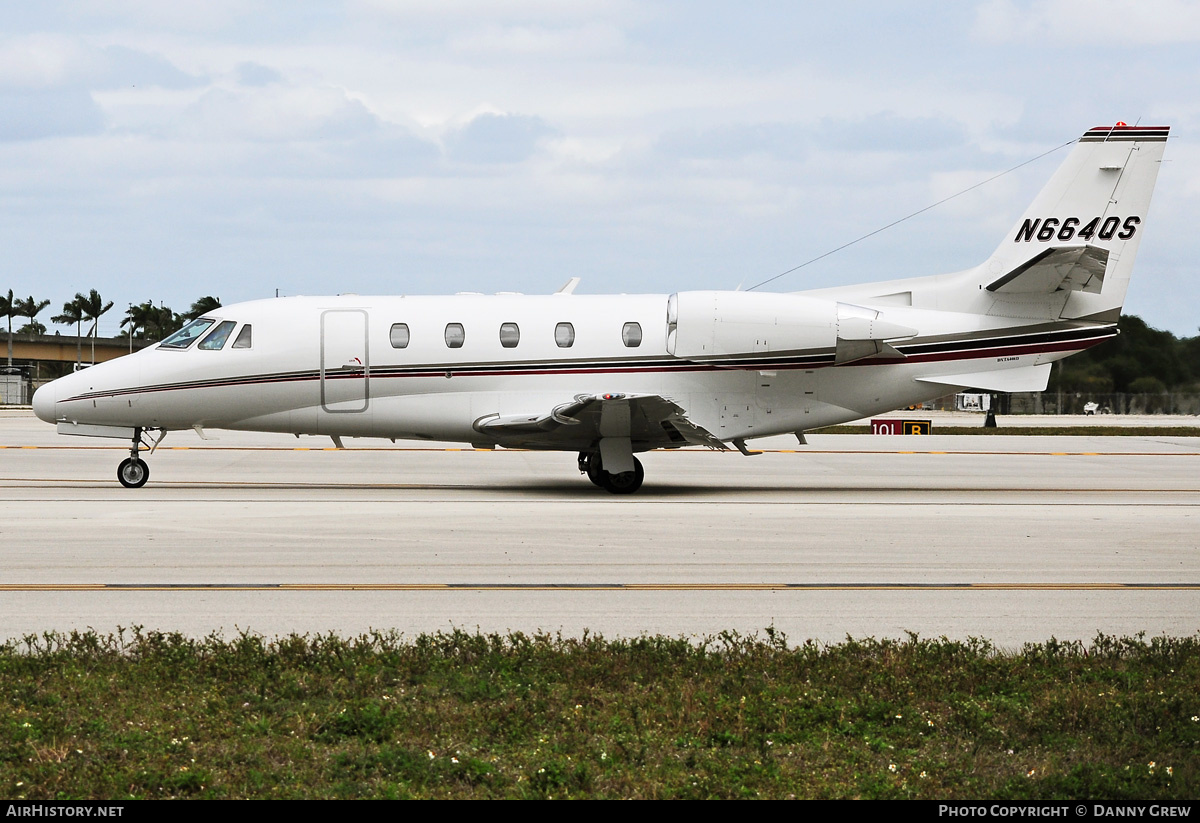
xmin=987 ymin=245 xmax=1109 ymax=295
xmin=916 ymin=363 xmax=1052 ymax=393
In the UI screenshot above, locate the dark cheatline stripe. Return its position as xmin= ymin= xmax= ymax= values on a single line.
xmin=60 ymin=325 xmax=1113 ymax=403
xmin=1 ymin=582 xmax=1197 ymax=592
xmin=895 ymin=326 xmax=1113 ymax=356
xmin=1080 ymin=125 xmax=1169 ymax=143
xmin=887 ymin=335 xmax=1110 ymax=365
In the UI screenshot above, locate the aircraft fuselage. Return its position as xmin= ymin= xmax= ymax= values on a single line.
xmin=30 ymin=124 xmax=1169 ymax=492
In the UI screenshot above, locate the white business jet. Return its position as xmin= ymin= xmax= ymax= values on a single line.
xmin=33 ymin=124 xmax=1168 ymax=493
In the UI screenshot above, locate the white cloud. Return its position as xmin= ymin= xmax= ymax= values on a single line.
xmin=58 ymin=0 xmax=272 ymax=33
xmin=96 ymin=45 xmax=204 ymax=89
xmin=235 ymin=61 xmax=283 ymax=87
xmin=0 ymin=88 xmax=105 ymax=140
xmin=0 ymin=35 xmax=92 ymax=89
xmin=444 ymin=112 xmax=558 ymax=163
xmin=0 ymin=3 xmax=1195 ymax=333
xmin=974 ymin=0 xmax=1200 ymax=44
xmin=176 ymin=85 xmax=381 ymax=142
xmin=0 ymin=36 xmax=202 ymax=91
xmin=448 ymin=23 xmax=627 ymax=57
xmin=350 ymin=0 xmax=632 ymax=26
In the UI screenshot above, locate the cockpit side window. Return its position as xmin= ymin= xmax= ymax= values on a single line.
xmin=232 ymin=324 xmax=252 ymax=349
xmin=159 ymin=318 xmax=216 ymax=349
xmin=198 ymin=320 xmax=237 ymax=350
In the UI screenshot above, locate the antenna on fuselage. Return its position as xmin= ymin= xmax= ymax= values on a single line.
xmin=744 ymin=136 xmax=1076 ymax=292
xmin=555 ymin=277 xmax=581 ymax=295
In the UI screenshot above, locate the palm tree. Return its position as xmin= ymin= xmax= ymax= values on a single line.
xmin=52 ymin=294 xmax=87 ymax=365
xmin=155 ymin=304 xmax=183 ymax=340
xmin=121 ymin=301 xmax=155 ymax=341
xmin=184 ymin=296 xmax=221 ymax=321
xmin=0 ymin=290 xmax=13 ymax=367
xmin=121 ymin=301 xmax=180 ymax=342
xmin=79 ymin=289 xmax=114 ymax=364
xmin=14 ymin=296 xmax=50 ymax=340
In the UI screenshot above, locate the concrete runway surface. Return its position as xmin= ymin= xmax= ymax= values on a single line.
xmin=1 ymin=408 xmax=1198 ymax=647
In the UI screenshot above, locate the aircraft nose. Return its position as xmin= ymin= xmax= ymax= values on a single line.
xmin=32 ymin=381 xmax=56 ymax=424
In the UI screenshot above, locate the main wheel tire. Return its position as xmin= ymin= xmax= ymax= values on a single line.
xmin=117 ymin=458 xmax=149 ymax=489
xmin=599 ymin=456 xmax=644 ymax=495
xmin=584 ymin=454 xmax=605 ymax=487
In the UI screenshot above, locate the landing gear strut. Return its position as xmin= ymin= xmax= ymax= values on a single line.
xmin=117 ymin=427 xmax=151 ymax=489
xmin=578 ymin=451 xmax=645 ymax=495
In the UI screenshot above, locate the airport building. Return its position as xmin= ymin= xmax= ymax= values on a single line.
xmin=1 ymin=334 xmax=151 ymax=403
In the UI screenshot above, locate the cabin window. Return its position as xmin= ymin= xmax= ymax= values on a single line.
xmin=445 ymin=323 xmax=465 ymax=348
xmin=499 ymin=322 xmax=520 ymax=348
xmin=158 ymin=318 xmax=216 ymax=350
xmin=554 ymin=322 xmax=575 ymax=348
xmin=390 ymin=323 xmax=410 ymax=349
xmin=622 ymin=322 xmax=642 ymax=348
xmin=232 ymin=324 xmax=252 ymax=349
xmin=198 ymin=320 xmax=237 ymax=350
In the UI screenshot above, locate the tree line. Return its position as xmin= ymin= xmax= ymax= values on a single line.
xmin=2 ymin=291 xmax=220 ymax=366
xmin=1049 ymin=314 xmax=1199 ymax=393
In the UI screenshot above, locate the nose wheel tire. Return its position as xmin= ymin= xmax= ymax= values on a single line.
xmin=117 ymin=458 xmax=149 ymax=489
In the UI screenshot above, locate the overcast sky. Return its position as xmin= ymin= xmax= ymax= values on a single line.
xmin=2 ymin=0 xmax=1197 ymax=337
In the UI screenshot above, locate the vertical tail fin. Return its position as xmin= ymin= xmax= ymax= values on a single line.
xmin=980 ymin=124 xmax=1168 ymax=322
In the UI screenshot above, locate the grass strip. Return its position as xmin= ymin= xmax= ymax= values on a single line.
xmin=1 ymin=629 xmax=1196 ymax=799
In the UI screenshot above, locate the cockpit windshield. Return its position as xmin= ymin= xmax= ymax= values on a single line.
xmin=159 ymin=318 xmax=216 ymax=349
xmin=198 ymin=320 xmax=237 ymax=350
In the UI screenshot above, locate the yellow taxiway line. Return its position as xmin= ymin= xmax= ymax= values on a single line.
xmin=0 ymin=582 xmax=1196 ymax=592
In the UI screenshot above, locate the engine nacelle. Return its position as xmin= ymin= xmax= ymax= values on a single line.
xmin=666 ymin=291 xmax=838 ymax=360
xmin=666 ymin=291 xmax=919 ymax=363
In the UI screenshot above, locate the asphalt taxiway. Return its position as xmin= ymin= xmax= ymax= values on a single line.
xmin=1 ymin=409 xmax=1197 ymax=646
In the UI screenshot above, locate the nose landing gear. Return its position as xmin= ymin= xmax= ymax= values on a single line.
xmin=116 ymin=426 xmax=163 ymax=488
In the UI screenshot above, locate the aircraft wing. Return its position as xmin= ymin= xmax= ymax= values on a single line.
xmin=474 ymin=393 xmax=728 ymax=452
xmin=986 ymin=245 xmax=1109 ymax=294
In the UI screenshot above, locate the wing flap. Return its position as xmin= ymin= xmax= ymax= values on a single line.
xmin=474 ymin=393 xmax=728 ymax=451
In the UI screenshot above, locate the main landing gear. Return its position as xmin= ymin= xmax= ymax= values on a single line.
xmin=116 ymin=426 xmax=162 ymax=489
xmin=578 ymin=452 xmax=645 ymax=495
